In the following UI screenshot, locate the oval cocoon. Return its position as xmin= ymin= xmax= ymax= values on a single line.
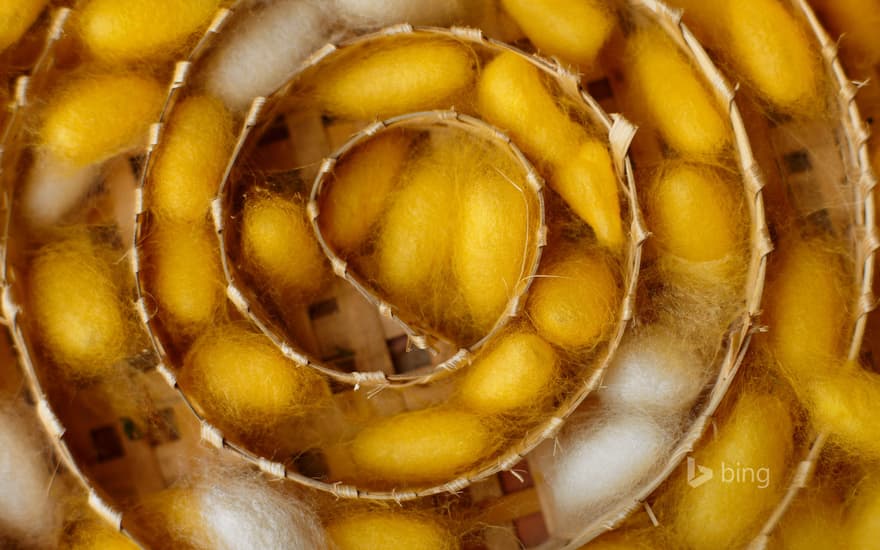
xmin=351 ymin=408 xmax=491 ymax=483
xmin=241 ymin=193 xmax=327 ymax=297
xmin=150 ymin=221 xmax=224 ymax=334
xmin=527 ymin=249 xmax=619 ymax=349
xmin=500 ymin=0 xmax=614 ymax=68
xmin=626 ymin=29 xmax=729 ymax=157
xmin=150 ymin=95 xmax=234 ymax=223
xmin=0 ymin=0 xmax=48 ymax=52
xmin=647 ymin=163 xmax=742 ymax=262
xmin=315 ymin=37 xmax=475 ymax=119
xmin=322 ymin=131 xmax=410 ymax=253
xmin=29 ymin=235 xmax=127 ymax=379
xmin=805 ymin=367 xmax=880 ymax=460
xmin=327 ymin=512 xmax=458 ymax=550
xmin=40 ymin=73 xmax=163 ymax=166
xmin=182 ymin=325 xmax=329 ymax=429
xmin=77 ymin=0 xmax=219 ymax=62
xmin=459 ymin=332 xmax=557 ymax=414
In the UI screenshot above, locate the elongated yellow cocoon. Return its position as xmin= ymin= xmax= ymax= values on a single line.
xmin=458 ymin=332 xmax=557 ymax=414
xmin=351 ymin=407 xmax=492 ymax=483
xmin=554 ymin=140 xmax=623 ymax=250
xmin=0 ymin=0 xmax=48 ymax=52
xmin=315 ymin=38 xmax=475 ymax=119
xmin=647 ymin=163 xmax=742 ymax=262
xmin=150 ymin=222 xmax=224 ymax=334
xmin=64 ymin=519 xmax=139 ymax=550
xmin=763 ymin=239 xmax=847 ymax=381
xmin=40 ymin=74 xmax=163 ymax=166
xmin=241 ymin=193 xmax=327 ymax=297
xmin=726 ymin=0 xmax=822 ymax=114
xmin=500 ymin=0 xmax=614 ymax=68
xmin=322 ymin=131 xmax=410 ymax=253
xmin=770 ymin=488 xmax=843 ymax=550
xmin=327 ymin=512 xmax=459 ymax=550
xmin=626 ymin=29 xmax=729 ymax=157
xmin=454 ymin=161 xmax=529 ymax=329
xmin=150 ymin=95 xmax=234 ymax=223
xmin=527 ymin=249 xmax=619 ymax=349
xmin=183 ymin=324 xmax=329 ymax=429
xmin=29 ymin=235 xmax=127 ymax=379
xmin=477 ymin=51 xmax=584 ymax=167
xmin=805 ymin=367 xmax=880 ymax=460
xmin=812 ymin=0 xmax=880 ymax=66
xmin=846 ymin=475 xmax=880 ymax=550
xmin=77 ymin=0 xmax=219 ymax=62
xmin=669 ymin=391 xmax=793 ymax=550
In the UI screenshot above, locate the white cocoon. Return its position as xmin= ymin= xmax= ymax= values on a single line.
xmin=201 ymin=0 xmax=334 ymax=111
xmin=21 ymin=149 xmax=99 ymax=228
xmin=601 ymin=329 xmax=706 ymax=415
xmin=335 ymin=0 xmax=468 ymax=27
xmin=0 ymin=402 xmax=60 ymax=545
xmin=531 ymin=412 xmax=670 ymax=537
xmin=198 ymin=475 xmax=327 ymax=550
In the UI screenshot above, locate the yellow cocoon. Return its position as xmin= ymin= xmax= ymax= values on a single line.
xmin=527 ymin=249 xmax=619 ymax=349
xmin=553 ymin=140 xmax=623 ymax=250
xmin=77 ymin=0 xmax=219 ymax=62
xmin=350 ymin=407 xmax=492 ymax=483
xmin=453 ymin=161 xmax=529 ymax=329
xmin=804 ymin=367 xmax=880 ymax=460
xmin=763 ymin=239 xmax=847 ymax=381
xmin=150 ymin=222 xmax=224 ymax=334
xmin=500 ymin=0 xmax=615 ymax=68
xmin=132 ymin=487 xmax=206 ymax=546
xmin=458 ymin=331 xmax=557 ymax=415
xmin=647 ymin=163 xmax=742 ymax=262
xmin=769 ymin=488 xmax=844 ymax=550
xmin=241 ymin=193 xmax=327 ymax=297
xmin=846 ymin=475 xmax=880 ymax=550
xmin=327 ymin=512 xmax=459 ymax=550
xmin=812 ymin=0 xmax=880 ymax=66
xmin=315 ymin=38 xmax=475 ymax=120
xmin=477 ymin=51 xmax=584 ymax=167
xmin=150 ymin=95 xmax=234 ymax=223
xmin=0 ymin=0 xmax=48 ymax=52
xmin=725 ymin=0 xmax=822 ymax=114
xmin=29 ymin=235 xmax=128 ymax=379
xmin=40 ymin=73 xmax=163 ymax=166
xmin=668 ymin=391 xmax=793 ymax=550
xmin=626 ymin=29 xmax=729 ymax=157
xmin=322 ymin=132 xmax=410 ymax=253
xmin=63 ymin=519 xmax=139 ymax=550
xmin=182 ymin=324 xmax=329 ymax=430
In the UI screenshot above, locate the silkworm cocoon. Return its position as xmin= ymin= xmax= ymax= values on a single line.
xmin=150 ymin=222 xmax=224 ymax=334
xmin=321 ymin=131 xmax=410 ymax=253
xmin=335 ymin=0 xmax=466 ymax=27
xmin=626 ymin=29 xmax=730 ymax=157
xmin=77 ymin=0 xmax=219 ymax=62
xmin=182 ymin=325 xmax=329 ymax=430
xmin=725 ymin=0 xmax=822 ymax=114
xmin=668 ymin=391 xmax=794 ymax=550
xmin=453 ymin=159 xmax=529 ymax=329
xmin=770 ymin=488 xmax=844 ymax=550
xmin=846 ymin=475 xmax=880 ymax=550
xmin=804 ymin=367 xmax=880 ymax=459
xmin=646 ymin=163 xmax=743 ymax=262
xmin=0 ymin=403 xmax=59 ymax=545
xmin=202 ymin=0 xmax=332 ymax=111
xmin=327 ymin=511 xmax=458 ymax=550
xmin=526 ymin=249 xmax=619 ymax=349
xmin=812 ymin=0 xmax=880 ymax=66
xmin=150 ymin=95 xmax=234 ymax=223
xmin=28 ymin=235 xmax=128 ymax=379
xmin=500 ymin=0 xmax=614 ymax=68
xmin=350 ymin=407 xmax=492 ymax=483
xmin=0 ymin=0 xmax=48 ymax=52
xmin=40 ymin=73 xmax=164 ymax=166
xmin=241 ymin=193 xmax=327 ymax=297
xmin=314 ymin=38 xmax=476 ymax=120
xmin=64 ymin=520 xmax=138 ymax=550
xmin=553 ymin=139 xmax=623 ymax=250
xmin=601 ymin=329 xmax=705 ymax=415
xmin=20 ymin=150 xmax=99 ymax=228
xmin=458 ymin=331 xmax=557 ymax=415
xmin=533 ymin=412 xmax=670 ymax=535
xmin=477 ymin=51 xmax=585 ymax=167
xmin=763 ymin=239 xmax=847 ymax=382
